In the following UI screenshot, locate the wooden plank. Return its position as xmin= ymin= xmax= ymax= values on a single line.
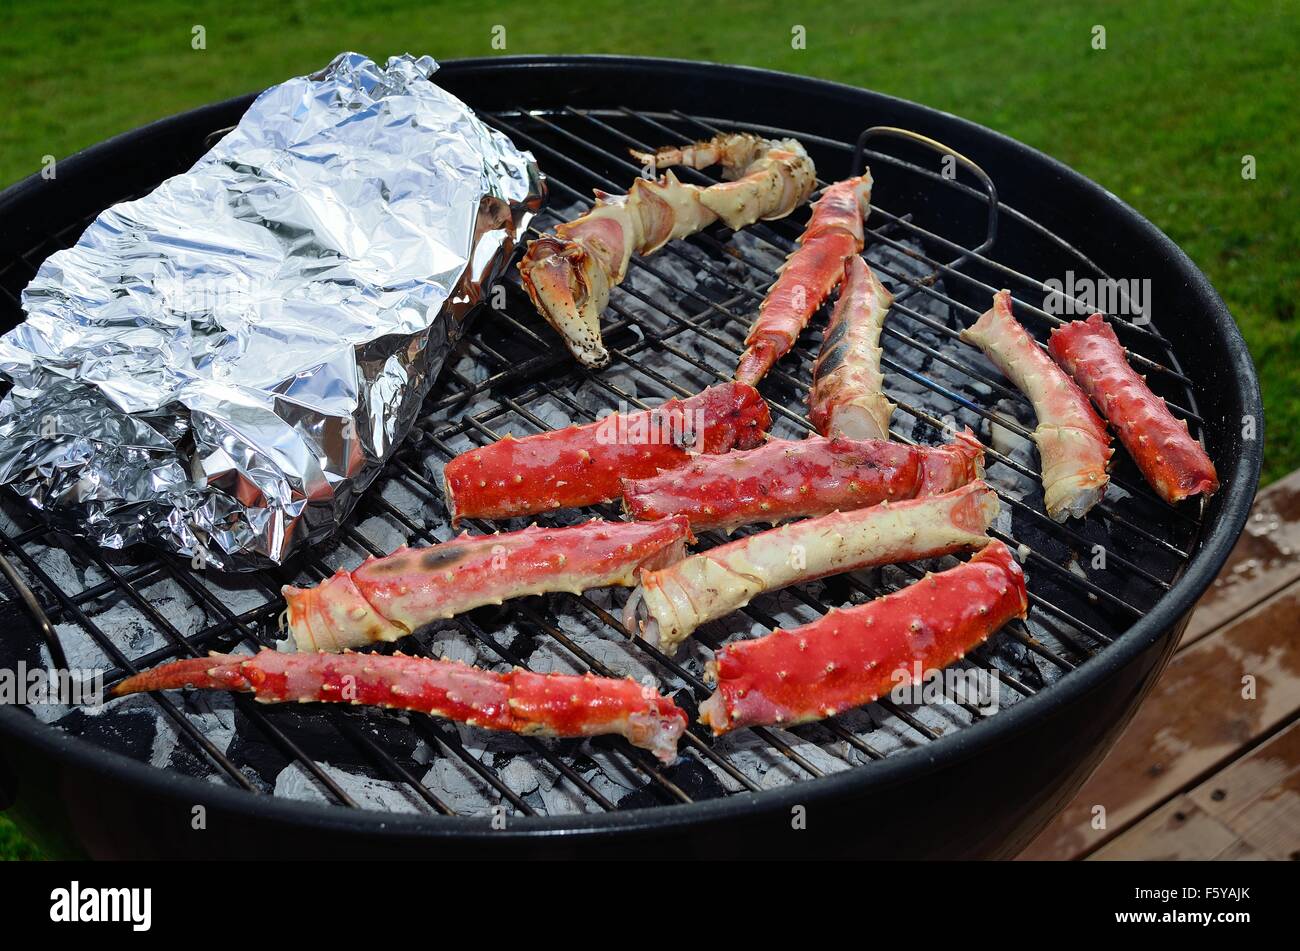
xmin=1089 ymin=796 xmax=1238 ymax=860
xmin=1214 ymin=840 xmax=1268 ymax=860
xmin=1018 ymin=577 xmax=1300 ymax=860
xmin=1090 ymin=718 xmax=1300 ymax=861
xmin=1181 ymin=468 xmax=1300 ymax=647
xmin=1188 ymin=717 xmax=1300 ymax=860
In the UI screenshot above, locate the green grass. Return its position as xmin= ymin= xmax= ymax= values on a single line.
xmin=0 ymin=815 xmax=42 ymax=860
xmin=0 ymin=0 xmax=1295 ymax=858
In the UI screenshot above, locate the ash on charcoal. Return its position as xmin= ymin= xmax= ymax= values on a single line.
xmin=526 ymin=393 xmax=574 ymax=431
xmin=147 ymin=696 xmax=237 ymax=770
xmin=51 ymin=590 xmax=173 ymax=662
xmin=578 ymin=365 xmax=644 ymax=408
xmin=759 ymin=736 xmax=853 ymax=789
xmin=988 ymin=405 xmax=1036 ymax=462
xmin=133 ymin=576 xmax=215 ymax=638
xmin=375 ymin=476 xmax=429 ymax=521
xmin=353 ymin=514 xmax=408 ymax=559
xmin=413 ymin=756 xmax=494 ymax=815
xmin=698 ymin=728 xmax=862 ymax=792
xmin=552 ymin=610 xmax=656 ymax=683
xmin=435 ymin=428 xmax=481 ymax=459
xmin=579 ymin=745 xmax=645 ymax=791
xmin=41 ymin=622 xmax=111 ymax=681
xmin=451 ymin=350 xmax=493 ymax=386
xmin=195 ymin=571 xmax=275 ymax=619
xmin=979 ymin=633 xmax=1047 ymax=692
xmin=526 ymin=640 xmax=582 ymax=676
xmin=20 ymin=538 xmax=109 ymax=595
xmin=274 ymin=761 xmax=428 ymax=815
xmin=421 ymin=630 xmax=480 ymax=667
xmin=537 ymin=776 xmax=588 ymax=815
xmin=498 ymin=754 xmax=542 ymax=796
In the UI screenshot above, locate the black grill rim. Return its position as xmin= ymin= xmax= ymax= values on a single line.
xmin=0 ymin=55 xmax=1263 ymax=842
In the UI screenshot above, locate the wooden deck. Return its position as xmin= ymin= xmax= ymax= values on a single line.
xmin=1019 ymin=469 xmax=1300 ymax=860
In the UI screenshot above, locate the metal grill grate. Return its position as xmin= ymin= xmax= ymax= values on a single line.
xmin=0 ymin=104 xmax=1208 ymax=818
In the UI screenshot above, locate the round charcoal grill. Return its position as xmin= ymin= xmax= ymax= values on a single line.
xmin=0 ymin=57 xmax=1262 ymax=858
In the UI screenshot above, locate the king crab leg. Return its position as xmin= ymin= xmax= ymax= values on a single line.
xmin=626 ymin=480 xmax=999 ymax=655
xmin=621 ymin=429 xmax=984 ymax=533
xmin=1049 ymin=313 xmax=1218 ymax=504
xmin=698 ymin=540 xmax=1028 ymax=734
xmin=734 ymin=175 xmax=873 ymax=386
xmin=809 ymin=256 xmax=896 ymax=440
xmin=281 ymin=517 xmax=692 ymax=652
xmin=443 ymin=381 xmax=769 ymax=523
xmin=112 ymin=650 xmax=688 ymax=763
xmin=519 ymin=132 xmax=816 ymax=367
xmin=961 ymin=290 xmax=1112 ymax=521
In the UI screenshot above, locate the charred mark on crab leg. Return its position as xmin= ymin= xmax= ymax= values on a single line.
xmin=621 ymin=430 xmax=984 ymax=533
xmin=112 ymin=650 xmax=688 ymax=763
xmin=734 ymin=174 xmax=873 ymax=386
xmin=281 ymin=517 xmax=692 ymax=653
xmin=960 ymin=291 xmax=1112 ymax=521
xmin=626 ymin=480 xmax=999 ymax=655
xmin=809 ymin=256 xmax=896 ymax=440
xmin=443 ymin=381 xmax=769 ymax=523
xmin=698 ymin=540 xmax=1028 ymax=734
xmin=520 ymin=133 xmax=817 ymax=367
xmin=1049 ymin=313 xmax=1218 ymax=505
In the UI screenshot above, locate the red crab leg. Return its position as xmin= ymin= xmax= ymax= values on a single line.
xmin=626 ymin=481 xmax=999 ymax=655
xmin=113 ymin=651 xmax=688 ymax=763
xmin=443 ymin=381 xmax=769 ymax=523
xmin=1048 ymin=313 xmax=1218 ymax=504
xmin=699 ymin=540 xmax=1028 ymax=734
xmin=621 ymin=429 xmax=984 ymax=533
xmin=961 ymin=290 xmax=1112 ymax=521
xmin=282 ymin=517 xmax=692 ymax=652
xmin=734 ymin=175 xmax=873 ymax=386
xmin=809 ymin=256 xmax=896 ymax=439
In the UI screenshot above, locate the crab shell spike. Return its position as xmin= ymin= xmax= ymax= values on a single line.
xmin=278 ymin=517 xmax=692 ymax=653
xmin=442 ymin=381 xmax=769 ymax=523
xmin=1048 ymin=312 xmax=1217 ymax=504
xmin=621 ymin=430 xmax=983 ymax=533
xmin=700 ymin=540 xmax=1028 ymax=734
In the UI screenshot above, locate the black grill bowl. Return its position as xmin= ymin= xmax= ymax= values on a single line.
xmin=0 ymin=57 xmax=1262 ymax=858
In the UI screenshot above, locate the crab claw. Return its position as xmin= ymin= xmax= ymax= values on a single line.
xmin=112 ymin=654 xmax=247 ymax=696
xmin=518 ymin=236 xmax=610 ymax=368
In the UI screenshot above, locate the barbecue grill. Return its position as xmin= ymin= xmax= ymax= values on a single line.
xmin=0 ymin=56 xmax=1262 ymax=858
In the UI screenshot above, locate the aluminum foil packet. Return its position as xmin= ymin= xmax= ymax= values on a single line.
xmin=0 ymin=52 xmax=543 ymax=570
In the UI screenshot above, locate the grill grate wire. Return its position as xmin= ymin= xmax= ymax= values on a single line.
xmin=0 ymin=105 xmax=1208 ymax=818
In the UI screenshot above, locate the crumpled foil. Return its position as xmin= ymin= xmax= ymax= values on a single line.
xmin=0 ymin=52 xmax=543 ymax=570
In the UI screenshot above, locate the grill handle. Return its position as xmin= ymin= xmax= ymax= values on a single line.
xmin=852 ymin=126 xmax=998 ymax=257
xmin=0 ymin=549 xmax=68 ymax=671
